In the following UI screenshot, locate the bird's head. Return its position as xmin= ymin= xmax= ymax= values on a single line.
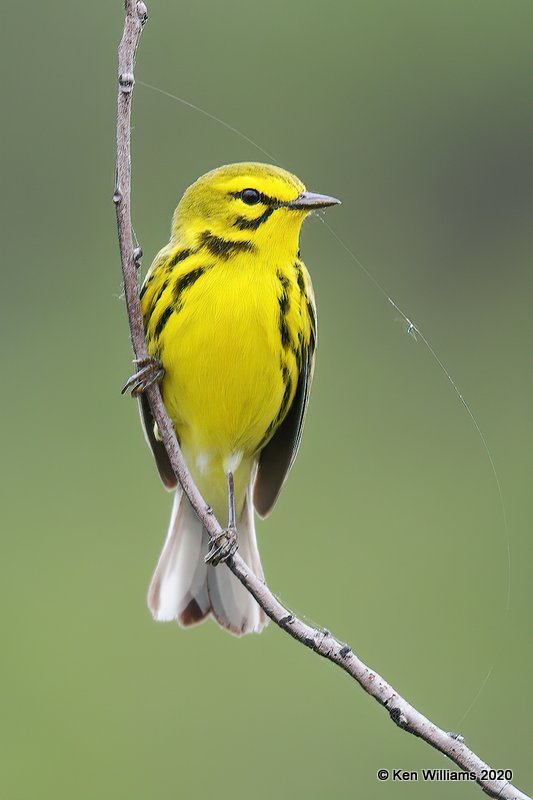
xmin=171 ymin=162 xmax=340 ymax=256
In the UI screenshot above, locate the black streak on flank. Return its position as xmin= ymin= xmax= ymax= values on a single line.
xmin=277 ymin=376 xmax=292 ymax=423
xmin=277 ymin=270 xmax=290 ymax=315
xmin=277 ymin=269 xmax=290 ymax=291
xmin=154 ymin=305 xmax=173 ymax=340
xmin=280 ymin=313 xmax=291 ymax=350
xmin=139 ymin=283 xmax=148 ymax=302
xmin=234 ymin=207 xmax=274 ymax=231
xmin=278 ymin=269 xmax=293 ymax=350
xmin=167 ymin=247 xmax=193 ymax=269
xmin=294 ymin=262 xmax=306 ymax=294
xmin=173 ymin=267 xmax=208 ymax=310
xmin=140 ymin=250 xmax=182 ymax=302
xmin=200 ymin=231 xmax=255 ymax=260
xmin=295 ymin=332 xmax=305 ymax=372
xmin=139 ymin=272 xmax=155 ymax=301
xmin=307 ymin=299 xmax=317 ymax=343
xmin=152 ymin=278 xmax=169 ymax=308
xmin=258 ymin=374 xmax=293 ymax=450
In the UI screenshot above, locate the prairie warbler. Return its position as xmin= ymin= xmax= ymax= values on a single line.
xmin=129 ymin=162 xmax=339 ymax=634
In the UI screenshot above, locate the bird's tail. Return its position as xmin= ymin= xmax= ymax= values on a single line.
xmin=147 ymin=485 xmax=268 ymax=635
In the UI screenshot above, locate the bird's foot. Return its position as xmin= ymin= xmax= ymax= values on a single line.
xmin=121 ymin=356 xmax=164 ymax=397
xmin=205 ymin=527 xmax=238 ymax=566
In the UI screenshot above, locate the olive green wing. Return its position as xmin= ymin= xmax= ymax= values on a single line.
xmin=253 ymin=303 xmax=317 ymax=519
xmin=138 ymin=394 xmax=178 ymax=489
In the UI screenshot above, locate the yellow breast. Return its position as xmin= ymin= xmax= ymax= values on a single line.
xmin=140 ymin=243 xmax=311 ymax=515
xmin=160 ymin=260 xmax=291 ymax=453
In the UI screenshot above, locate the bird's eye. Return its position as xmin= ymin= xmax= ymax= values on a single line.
xmin=240 ymin=188 xmax=261 ymax=205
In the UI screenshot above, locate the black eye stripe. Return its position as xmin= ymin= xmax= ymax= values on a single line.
xmin=230 ymin=190 xmax=284 ymax=208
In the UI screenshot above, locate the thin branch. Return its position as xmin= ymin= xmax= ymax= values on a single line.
xmin=113 ymin=4 xmax=528 ymax=799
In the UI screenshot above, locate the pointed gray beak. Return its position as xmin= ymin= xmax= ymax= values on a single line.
xmin=286 ymin=191 xmax=341 ymax=210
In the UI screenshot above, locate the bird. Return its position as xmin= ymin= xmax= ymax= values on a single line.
xmin=125 ymin=162 xmax=340 ymax=635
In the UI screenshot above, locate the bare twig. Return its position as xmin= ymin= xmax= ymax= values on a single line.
xmin=113 ymin=4 xmax=528 ymax=799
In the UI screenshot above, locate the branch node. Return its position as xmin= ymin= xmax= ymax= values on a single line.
xmin=133 ymin=246 xmax=143 ymax=268
xmin=137 ymin=1 xmax=148 ymax=23
xmin=389 ymin=706 xmax=408 ymax=729
xmin=339 ymin=645 xmax=351 ymax=658
xmin=118 ymin=72 xmax=135 ymax=92
xmin=448 ymin=731 xmax=465 ymax=743
xmin=113 ymin=188 xmax=122 ymax=205
xmin=278 ymin=614 xmax=294 ymax=627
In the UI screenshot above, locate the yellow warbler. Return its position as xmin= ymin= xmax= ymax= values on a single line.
xmin=128 ymin=162 xmax=339 ymax=634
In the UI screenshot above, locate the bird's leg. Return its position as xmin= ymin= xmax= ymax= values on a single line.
xmin=121 ymin=356 xmax=164 ymax=396
xmin=227 ymin=470 xmax=236 ymax=529
xmin=205 ymin=471 xmax=238 ymax=566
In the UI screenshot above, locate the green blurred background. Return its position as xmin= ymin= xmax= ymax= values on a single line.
xmin=1 ymin=1 xmax=531 ymax=797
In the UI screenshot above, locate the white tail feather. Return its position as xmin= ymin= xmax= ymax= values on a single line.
xmin=148 ymin=485 xmax=268 ymax=635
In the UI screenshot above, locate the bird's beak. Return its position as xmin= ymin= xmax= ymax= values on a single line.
xmin=286 ymin=191 xmax=341 ymax=210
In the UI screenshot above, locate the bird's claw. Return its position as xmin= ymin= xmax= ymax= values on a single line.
xmin=122 ymin=356 xmax=164 ymax=396
xmin=205 ymin=527 xmax=238 ymax=566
